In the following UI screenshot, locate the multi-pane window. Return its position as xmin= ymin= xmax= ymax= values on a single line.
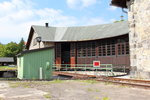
xmin=87 ymin=43 xmax=91 ymax=56
xmin=126 ymin=42 xmax=129 ymax=54
xmin=98 ymin=40 xmax=116 ymax=56
xmin=107 ymin=41 xmax=111 ymax=56
xmin=70 ymin=43 xmax=75 ymax=57
xmin=102 ymin=42 xmax=106 ymax=56
xmin=77 ymin=43 xmax=82 ymax=57
xmin=82 ymin=43 xmax=86 ymax=57
xmin=112 ymin=40 xmax=115 ymax=55
xmin=77 ymin=42 xmax=96 ymax=57
xmin=56 ymin=43 xmax=61 ymax=57
xmin=117 ymin=36 xmax=129 ymax=55
xmin=76 ymin=35 xmax=129 ymax=57
xmin=91 ymin=42 xmax=96 ymax=56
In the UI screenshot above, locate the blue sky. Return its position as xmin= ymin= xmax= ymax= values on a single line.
xmin=0 ymin=0 xmax=127 ymax=44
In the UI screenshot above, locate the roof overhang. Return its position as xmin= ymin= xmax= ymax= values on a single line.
xmin=26 ymin=27 xmax=34 ymax=50
xmin=111 ymin=0 xmax=130 ymax=8
xmin=17 ymin=47 xmax=54 ymax=57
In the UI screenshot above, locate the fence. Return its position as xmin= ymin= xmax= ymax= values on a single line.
xmin=53 ymin=64 xmax=130 ymax=77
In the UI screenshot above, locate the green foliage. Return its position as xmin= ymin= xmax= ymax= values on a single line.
xmin=0 ymin=44 xmax=6 ymax=57
xmin=0 ymin=38 xmax=25 ymax=64
xmin=114 ymin=19 xmax=125 ymax=23
xmin=18 ymin=38 xmax=25 ymax=53
xmin=0 ymin=66 xmax=17 ymax=71
xmin=5 ymin=42 xmax=19 ymax=57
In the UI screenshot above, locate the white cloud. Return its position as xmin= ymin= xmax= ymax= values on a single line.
xmin=84 ymin=17 xmax=107 ymax=25
xmin=0 ymin=0 xmax=111 ymax=44
xmin=66 ymin=0 xmax=100 ymax=9
xmin=108 ymin=6 xmax=117 ymax=11
xmin=0 ymin=0 xmax=78 ymax=43
xmin=110 ymin=19 xmax=116 ymax=23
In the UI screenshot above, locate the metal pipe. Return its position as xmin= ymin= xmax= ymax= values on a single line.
xmin=39 ymin=67 xmax=43 ymax=79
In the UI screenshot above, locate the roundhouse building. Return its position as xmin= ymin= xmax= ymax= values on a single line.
xmin=26 ymin=21 xmax=130 ymax=68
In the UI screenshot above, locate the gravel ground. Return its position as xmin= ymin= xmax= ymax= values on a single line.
xmin=0 ymin=79 xmax=150 ymax=100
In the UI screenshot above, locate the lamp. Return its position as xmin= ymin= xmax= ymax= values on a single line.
xmin=36 ymin=36 xmax=42 ymax=48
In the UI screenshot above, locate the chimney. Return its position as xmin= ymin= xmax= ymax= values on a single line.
xmin=45 ymin=23 xmax=48 ymax=27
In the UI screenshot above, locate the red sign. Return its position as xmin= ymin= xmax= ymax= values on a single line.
xmin=93 ymin=61 xmax=100 ymax=67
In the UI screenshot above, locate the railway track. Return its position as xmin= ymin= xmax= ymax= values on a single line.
xmin=0 ymin=71 xmax=149 ymax=89
xmin=54 ymin=71 xmax=150 ymax=89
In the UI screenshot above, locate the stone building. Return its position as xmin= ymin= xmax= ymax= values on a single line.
xmin=111 ymin=0 xmax=150 ymax=79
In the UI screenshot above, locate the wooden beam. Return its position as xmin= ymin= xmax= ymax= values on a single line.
xmin=111 ymin=0 xmax=128 ymax=8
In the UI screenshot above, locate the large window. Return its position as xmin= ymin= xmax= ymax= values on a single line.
xmin=76 ymin=35 xmax=129 ymax=57
xmin=77 ymin=42 xmax=96 ymax=57
xmin=55 ymin=43 xmax=61 ymax=57
xmin=98 ymin=39 xmax=116 ymax=56
xmin=117 ymin=36 xmax=129 ymax=55
xmin=91 ymin=42 xmax=96 ymax=56
xmin=70 ymin=43 xmax=75 ymax=57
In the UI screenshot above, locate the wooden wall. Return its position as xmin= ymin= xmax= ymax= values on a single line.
xmin=55 ymin=34 xmax=130 ymax=67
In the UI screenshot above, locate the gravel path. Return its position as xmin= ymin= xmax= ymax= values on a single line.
xmin=0 ymin=80 xmax=150 ymax=100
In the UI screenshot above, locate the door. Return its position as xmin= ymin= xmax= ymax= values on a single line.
xmin=61 ymin=43 xmax=70 ymax=65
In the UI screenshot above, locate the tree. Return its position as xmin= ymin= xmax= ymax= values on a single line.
xmin=18 ymin=38 xmax=25 ymax=53
xmin=5 ymin=42 xmax=19 ymax=57
xmin=0 ymin=43 xmax=6 ymax=57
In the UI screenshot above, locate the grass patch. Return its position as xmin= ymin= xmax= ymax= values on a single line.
xmin=0 ymin=78 xmax=17 ymax=80
xmin=50 ymin=79 xmax=63 ymax=84
xmin=77 ymin=80 xmax=99 ymax=84
xmin=0 ymin=66 xmax=17 ymax=71
xmin=9 ymin=82 xmax=32 ymax=88
xmin=119 ymin=84 xmax=128 ymax=88
xmin=104 ymin=82 xmax=112 ymax=85
xmin=9 ymin=79 xmax=64 ymax=88
xmin=102 ymin=97 xmax=110 ymax=100
xmin=94 ymin=97 xmax=100 ymax=100
xmin=43 ymin=93 xmax=52 ymax=98
xmin=87 ymin=88 xmax=100 ymax=92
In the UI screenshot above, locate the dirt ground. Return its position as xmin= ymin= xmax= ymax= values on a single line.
xmin=0 ymin=79 xmax=150 ymax=100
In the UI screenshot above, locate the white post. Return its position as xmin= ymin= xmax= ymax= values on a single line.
xmin=39 ymin=67 xmax=43 ymax=80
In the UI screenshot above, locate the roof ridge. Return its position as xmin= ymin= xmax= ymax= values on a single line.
xmin=32 ymin=21 xmax=128 ymax=28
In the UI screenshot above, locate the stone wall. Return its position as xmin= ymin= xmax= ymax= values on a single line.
xmin=127 ymin=0 xmax=150 ymax=79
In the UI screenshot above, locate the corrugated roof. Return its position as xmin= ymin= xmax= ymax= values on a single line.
xmin=17 ymin=47 xmax=54 ymax=57
xmin=31 ymin=21 xmax=129 ymax=42
xmin=0 ymin=57 xmax=14 ymax=62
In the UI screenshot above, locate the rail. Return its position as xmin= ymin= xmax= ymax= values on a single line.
xmin=53 ymin=64 xmax=114 ymax=76
xmin=53 ymin=64 xmax=113 ymax=70
xmin=53 ymin=64 xmax=130 ymax=77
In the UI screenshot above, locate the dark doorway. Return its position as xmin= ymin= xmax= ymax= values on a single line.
xmin=61 ymin=43 xmax=70 ymax=64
